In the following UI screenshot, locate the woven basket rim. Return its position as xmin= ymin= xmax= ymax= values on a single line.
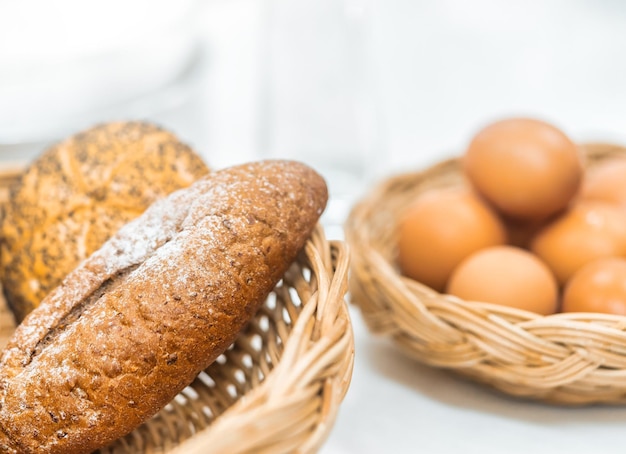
xmin=171 ymin=226 xmax=354 ymax=453
xmin=345 ymin=142 xmax=626 ymax=405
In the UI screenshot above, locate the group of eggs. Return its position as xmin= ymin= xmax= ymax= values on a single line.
xmin=398 ymin=118 xmax=626 ymax=316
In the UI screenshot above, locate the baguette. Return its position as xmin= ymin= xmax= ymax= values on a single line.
xmin=0 ymin=160 xmax=327 ymax=453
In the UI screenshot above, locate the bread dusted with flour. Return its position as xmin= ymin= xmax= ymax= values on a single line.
xmin=0 ymin=121 xmax=209 ymax=322
xmin=0 ymin=160 xmax=327 ymax=454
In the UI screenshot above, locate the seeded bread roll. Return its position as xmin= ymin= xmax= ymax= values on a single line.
xmin=0 ymin=160 xmax=327 ymax=454
xmin=0 ymin=122 xmax=209 ymax=322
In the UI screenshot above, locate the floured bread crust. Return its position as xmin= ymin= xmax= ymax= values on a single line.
xmin=0 ymin=160 xmax=327 ymax=454
xmin=0 ymin=122 xmax=209 ymax=321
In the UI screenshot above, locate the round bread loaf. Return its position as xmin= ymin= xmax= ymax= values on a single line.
xmin=0 ymin=160 xmax=327 ymax=454
xmin=0 ymin=122 xmax=209 ymax=321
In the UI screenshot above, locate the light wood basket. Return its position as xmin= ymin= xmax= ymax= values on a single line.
xmin=346 ymin=143 xmax=626 ymax=405
xmin=0 ymin=165 xmax=354 ymax=453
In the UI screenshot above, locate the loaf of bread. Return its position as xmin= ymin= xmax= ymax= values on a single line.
xmin=0 ymin=160 xmax=327 ymax=454
xmin=0 ymin=121 xmax=209 ymax=322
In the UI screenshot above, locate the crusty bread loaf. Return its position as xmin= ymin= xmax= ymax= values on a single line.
xmin=0 ymin=121 xmax=209 ymax=322
xmin=0 ymin=160 xmax=327 ymax=454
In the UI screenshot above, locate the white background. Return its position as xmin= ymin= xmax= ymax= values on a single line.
xmin=3 ymin=0 xmax=626 ymax=453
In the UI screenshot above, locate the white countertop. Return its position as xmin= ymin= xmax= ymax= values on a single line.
xmin=324 ymin=306 xmax=626 ymax=454
xmin=3 ymin=1 xmax=626 ymax=452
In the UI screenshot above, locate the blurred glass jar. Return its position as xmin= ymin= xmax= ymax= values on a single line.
xmin=0 ymin=0 xmax=202 ymax=161
xmin=261 ymin=0 xmax=382 ymax=237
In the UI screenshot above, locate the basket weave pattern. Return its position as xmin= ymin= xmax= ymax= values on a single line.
xmin=0 ymin=168 xmax=354 ymax=453
xmin=346 ymin=143 xmax=626 ymax=404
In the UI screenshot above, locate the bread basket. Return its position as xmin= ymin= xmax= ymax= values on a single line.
xmin=346 ymin=143 xmax=626 ymax=405
xmin=0 ymin=165 xmax=354 ymax=453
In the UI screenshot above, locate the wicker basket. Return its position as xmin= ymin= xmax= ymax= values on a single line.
xmin=0 ymin=165 xmax=354 ymax=453
xmin=346 ymin=142 xmax=626 ymax=405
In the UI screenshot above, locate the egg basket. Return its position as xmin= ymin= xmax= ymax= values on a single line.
xmin=345 ymin=142 xmax=626 ymax=405
xmin=0 ymin=165 xmax=354 ymax=453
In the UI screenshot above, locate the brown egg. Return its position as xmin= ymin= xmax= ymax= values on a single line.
xmin=562 ymin=258 xmax=626 ymax=315
xmin=464 ymin=118 xmax=583 ymax=220
xmin=580 ymin=158 xmax=626 ymax=208
xmin=397 ymin=187 xmax=506 ymax=292
xmin=446 ymin=246 xmax=558 ymax=315
xmin=530 ymin=202 xmax=626 ymax=285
